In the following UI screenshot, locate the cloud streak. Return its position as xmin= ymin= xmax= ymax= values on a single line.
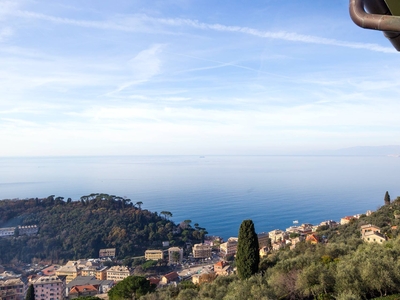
xmin=9 ymin=10 xmax=395 ymax=53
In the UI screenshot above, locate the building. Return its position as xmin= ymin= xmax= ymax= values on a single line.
xmin=161 ymin=272 xmax=180 ymax=285
xmin=363 ymin=231 xmax=386 ymax=244
xmin=106 ymin=266 xmax=130 ymax=282
xmin=145 ymin=249 xmax=164 ymax=261
xmin=360 ymin=224 xmax=381 ymax=237
xmin=18 ymin=225 xmax=38 ymax=236
xmin=257 ymin=232 xmax=269 ymax=247
xmin=219 ymin=238 xmax=238 ymax=258
xmin=214 ymin=261 xmax=231 ymax=276
xmin=268 ymin=229 xmax=286 ymax=242
xmin=66 ymin=276 xmax=114 ymax=297
xmin=56 ymin=264 xmax=81 ymax=284
xmin=168 ymin=247 xmax=183 ymax=264
xmin=0 ymin=278 xmax=25 ymax=300
xmin=192 ymin=243 xmax=212 ymax=259
xmin=69 ymin=285 xmax=99 ymax=299
xmin=33 ymin=275 xmax=65 ymax=300
xmin=0 ymin=227 xmax=15 ymax=238
xmin=81 ymin=266 xmax=108 ymax=280
xmin=340 ymin=216 xmax=355 ymax=225
xmin=99 ymin=248 xmax=116 ymax=258
xmin=306 ymin=234 xmax=319 ymax=244
xmin=259 ymin=246 xmax=269 ymax=258
xmin=40 ymin=265 xmax=59 ymax=277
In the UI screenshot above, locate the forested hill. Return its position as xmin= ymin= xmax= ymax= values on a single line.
xmin=0 ymin=194 xmax=206 ymax=264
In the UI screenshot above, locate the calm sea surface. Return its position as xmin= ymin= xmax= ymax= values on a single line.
xmin=1 ymin=155 xmax=399 ymax=239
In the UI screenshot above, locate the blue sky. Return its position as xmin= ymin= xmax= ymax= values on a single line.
xmin=1 ymin=0 xmax=400 ymax=156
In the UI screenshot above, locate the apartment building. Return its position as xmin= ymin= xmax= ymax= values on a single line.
xmin=192 ymin=243 xmax=212 ymax=259
xmin=0 ymin=278 xmax=25 ymax=300
xmin=145 ymin=250 xmax=164 ymax=261
xmin=56 ymin=265 xmax=80 ymax=284
xmin=219 ymin=237 xmax=238 ymax=258
xmin=106 ymin=266 xmax=130 ymax=282
xmin=81 ymin=266 xmax=108 ymax=280
xmin=33 ymin=275 xmax=65 ymax=300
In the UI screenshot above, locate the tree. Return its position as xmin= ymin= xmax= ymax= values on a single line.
xmin=25 ymin=284 xmax=34 ymax=300
xmin=135 ymin=201 xmax=143 ymax=210
xmin=160 ymin=211 xmax=172 ymax=220
xmin=236 ymin=219 xmax=260 ymax=280
xmin=108 ymin=276 xmax=155 ymax=299
xmin=384 ymin=191 xmax=391 ymax=206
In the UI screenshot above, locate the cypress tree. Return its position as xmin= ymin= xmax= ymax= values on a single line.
xmin=236 ymin=219 xmax=260 ymax=279
xmin=384 ymin=191 xmax=391 ymax=206
xmin=25 ymin=284 xmax=34 ymax=300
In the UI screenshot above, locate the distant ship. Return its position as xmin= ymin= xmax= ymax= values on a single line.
xmin=199 ymin=156 xmax=205 ymax=158
xmin=293 ymin=220 xmax=299 ymax=224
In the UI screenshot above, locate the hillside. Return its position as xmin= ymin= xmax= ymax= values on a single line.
xmin=0 ymin=194 xmax=207 ymax=264
xmin=138 ymin=196 xmax=400 ymax=300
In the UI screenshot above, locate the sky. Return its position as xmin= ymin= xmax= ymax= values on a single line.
xmin=1 ymin=0 xmax=400 ymax=156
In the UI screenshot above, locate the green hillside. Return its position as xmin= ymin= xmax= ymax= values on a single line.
xmin=0 ymin=194 xmax=207 ymax=263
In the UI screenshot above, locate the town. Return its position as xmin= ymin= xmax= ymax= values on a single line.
xmin=0 ymin=208 xmax=387 ymax=300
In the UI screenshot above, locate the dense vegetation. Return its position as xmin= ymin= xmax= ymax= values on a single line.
xmin=108 ymin=276 xmax=156 ymax=299
xmin=0 ymin=194 xmax=207 ymax=263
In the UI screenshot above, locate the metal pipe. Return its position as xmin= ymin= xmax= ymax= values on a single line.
xmin=349 ymin=0 xmax=400 ymax=32
xmin=349 ymin=0 xmax=400 ymax=50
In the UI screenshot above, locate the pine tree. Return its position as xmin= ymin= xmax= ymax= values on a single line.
xmin=384 ymin=191 xmax=391 ymax=206
xmin=25 ymin=284 xmax=34 ymax=300
xmin=236 ymin=219 xmax=260 ymax=280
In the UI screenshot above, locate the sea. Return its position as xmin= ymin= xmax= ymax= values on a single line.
xmin=1 ymin=155 xmax=399 ymax=239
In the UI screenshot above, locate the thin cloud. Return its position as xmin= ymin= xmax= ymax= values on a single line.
xmin=0 ymin=27 xmax=13 ymax=41
xmin=8 ymin=10 xmax=395 ymax=53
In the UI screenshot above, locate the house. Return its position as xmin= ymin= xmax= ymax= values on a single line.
xmin=66 ymin=276 xmax=114 ymax=297
xmin=69 ymin=285 xmax=99 ymax=299
xmin=340 ymin=216 xmax=355 ymax=225
xmin=259 ymin=246 xmax=269 ymax=258
xmin=360 ymin=224 xmax=381 ymax=237
xmin=33 ymin=275 xmax=65 ymax=300
xmin=214 ymin=261 xmax=232 ymax=276
xmin=363 ymin=231 xmax=386 ymax=244
xmin=306 ymin=234 xmax=319 ymax=244
xmin=161 ymin=272 xmax=180 ymax=285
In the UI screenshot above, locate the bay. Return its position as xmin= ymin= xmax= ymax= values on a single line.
xmin=0 ymin=155 xmax=399 ymax=239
